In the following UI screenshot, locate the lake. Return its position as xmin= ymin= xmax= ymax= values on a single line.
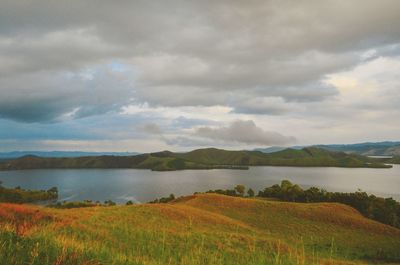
xmin=0 ymin=165 xmax=399 ymax=203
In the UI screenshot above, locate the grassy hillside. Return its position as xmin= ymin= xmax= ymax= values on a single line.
xmin=257 ymin=142 xmax=400 ymax=157
xmin=178 ymin=147 xmax=390 ymax=168
xmin=0 ymin=147 xmax=391 ymax=171
xmin=315 ymin=142 xmax=400 ymax=156
xmin=1 ymin=194 xmax=399 ymax=265
xmin=388 ymin=156 xmax=400 ymax=164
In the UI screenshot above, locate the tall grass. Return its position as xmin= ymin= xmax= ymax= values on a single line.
xmin=1 ymin=194 xmax=399 ymax=265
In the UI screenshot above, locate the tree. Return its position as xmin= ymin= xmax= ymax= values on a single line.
xmin=234 ymin=185 xmax=246 ymax=197
xmin=104 ymin=200 xmax=116 ymax=206
xmin=280 ymin=180 xmax=293 ymax=191
xmin=288 ymin=184 xmax=303 ymax=201
xmin=261 ymin=184 xmax=281 ymax=198
xmin=247 ymin=188 xmax=255 ymax=197
xmin=126 ymin=200 xmax=133 ymax=205
xmin=47 ymin=187 xmax=58 ymax=194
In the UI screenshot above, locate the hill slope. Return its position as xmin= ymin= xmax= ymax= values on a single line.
xmin=178 ymin=147 xmax=389 ymax=167
xmin=0 ymin=147 xmax=391 ymax=171
xmin=1 ymin=194 xmax=399 ymax=264
xmin=0 ymin=151 xmax=139 ymax=159
xmin=256 ymin=141 xmax=400 ymax=158
xmin=315 ymin=141 xmax=400 ymax=156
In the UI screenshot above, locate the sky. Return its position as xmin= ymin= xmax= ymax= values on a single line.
xmin=0 ymin=0 xmax=399 ymax=152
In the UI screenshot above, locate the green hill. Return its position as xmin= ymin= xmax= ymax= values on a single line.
xmin=314 ymin=141 xmax=400 ymax=156
xmin=1 ymin=193 xmax=399 ymax=264
xmin=0 ymin=147 xmax=391 ymax=171
xmin=177 ymin=147 xmax=390 ymax=168
xmin=257 ymin=141 xmax=400 ymax=161
xmin=388 ymin=156 xmax=400 ymax=164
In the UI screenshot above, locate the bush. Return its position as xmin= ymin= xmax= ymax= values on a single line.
xmin=149 ymin=194 xmax=175 ymax=204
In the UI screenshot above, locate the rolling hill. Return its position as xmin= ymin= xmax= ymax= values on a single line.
xmin=257 ymin=141 xmax=400 ymax=156
xmin=0 ymin=151 xmax=139 ymax=159
xmin=315 ymin=142 xmax=400 ymax=156
xmin=177 ymin=147 xmax=390 ymax=167
xmin=0 ymin=147 xmax=391 ymax=171
xmin=1 ymin=193 xmax=399 ymax=264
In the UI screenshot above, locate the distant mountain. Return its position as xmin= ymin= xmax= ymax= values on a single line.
xmin=254 ymin=146 xmax=303 ymax=153
xmin=0 ymin=151 xmax=139 ymax=159
xmin=0 ymin=147 xmax=391 ymax=171
xmin=176 ymin=147 xmax=391 ymax=168
xmin=315 ymin=141 xmax=400 ymax=156
xmin=256 ymin=141 xmax=400 ymax=156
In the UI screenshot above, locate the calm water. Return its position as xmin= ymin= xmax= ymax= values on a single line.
xmin=0 ymin=165 xmax=399 ymax=203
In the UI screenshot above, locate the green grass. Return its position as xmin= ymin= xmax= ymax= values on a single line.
xmin=1 ymin=194 xmax=400 ymax=264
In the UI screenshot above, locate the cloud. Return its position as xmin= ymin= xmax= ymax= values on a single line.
xmin=164 ymin=136 xmax=216 ymax=148
xmin=0 ymin=64 xmax=135 ymax=122
xmin=231 ymin=97 xmax=299 ymax=115
xmin=194 ymin=120 xmax=296 ymax=146
xmin=0 ymin=1 xmax=399 ymax=150
xmin=137 ymin=123 xmax=162 ymax=135
xmin=1 ymin=0 xmax=400 ymax=123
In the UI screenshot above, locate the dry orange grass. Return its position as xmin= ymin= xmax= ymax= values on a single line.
xmin=0 ymin=203 xmax=53 ymax=235
xmin=150 ymin=203 xmax=253 ymax=231
xmin=179 ymin=193 xmax=400 ymax=236
xmin=1 ymin=193 xmax=400 ymax=264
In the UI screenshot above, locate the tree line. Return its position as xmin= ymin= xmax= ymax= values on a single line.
xmin=0 ymin=181 xmax=58 ymax=203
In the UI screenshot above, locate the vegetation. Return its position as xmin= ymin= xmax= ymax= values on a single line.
xmin=387 ymin=156 xmax=400 ymax=164
xmin=234 ymin=184 xmax=246 ymax=196
xmin=0 ymin=181 xmax=58 ymax=203
xmin=48 ymin=199 xmax=117 ymax=209
xmin=204 ymin=181 xmax=400 ymax=229
xmin=0 ymin=147 xmax=392 ymax=171
xmin=258 ymin=181 xmax=400 ymax=228
xmin=247 ymin=188 xmax=255 ymax=197
xmin=313 ymin=141 xmax=400 ymax=156
xmin=48 ymin=200 xmax=98 ymax=209
xmin=1 ymin=193 xmax=400 ymax=264
xmin=149 ymin=193 xmax=176 ymax=203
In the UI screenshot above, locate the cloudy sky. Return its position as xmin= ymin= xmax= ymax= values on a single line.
xmin=1 ymin=0 xmax=399 ymax=152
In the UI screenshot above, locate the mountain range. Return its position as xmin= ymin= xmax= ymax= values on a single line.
xmin=0 ymin=151 xmax=139 ymax=159
xmin=256 ymin=141 xmax=400 ymax=156
xmin=0 ymin=146 xmax=392 ymax=171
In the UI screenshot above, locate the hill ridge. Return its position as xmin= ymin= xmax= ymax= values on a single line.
xmin=0 ymin=146 xmax=392 ymax=171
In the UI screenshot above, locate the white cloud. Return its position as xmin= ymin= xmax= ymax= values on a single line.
xmin=194 ymin=120 xmax=296 ymax=146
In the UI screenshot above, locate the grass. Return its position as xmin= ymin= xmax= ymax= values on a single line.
xmin=1 ymin=194 xmax=399 ymax=264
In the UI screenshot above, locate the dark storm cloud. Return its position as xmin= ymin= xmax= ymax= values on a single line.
xmin=1 ymin=0 xmax=400 ymax=122
xmin=0 ymin=66 xmax=134 ymax=122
